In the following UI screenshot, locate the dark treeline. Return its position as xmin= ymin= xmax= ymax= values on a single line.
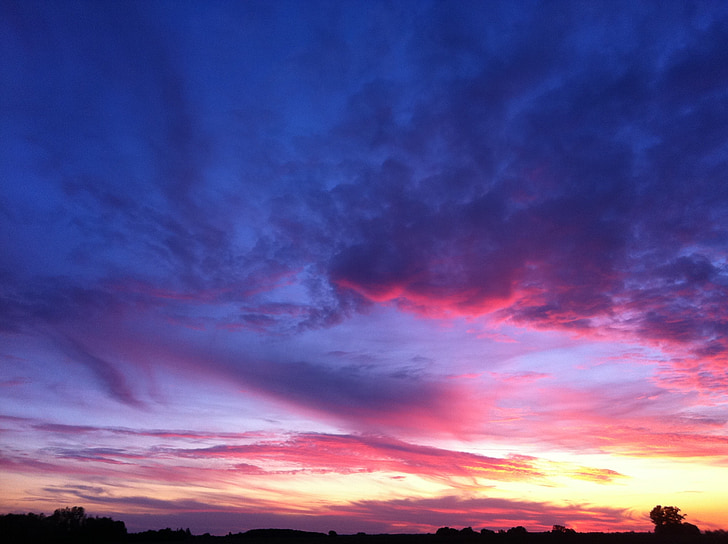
xmin=0 ymin=506 xmax=126 ymax=543
xmin=3 ymin=507 xmax=728 ymax=544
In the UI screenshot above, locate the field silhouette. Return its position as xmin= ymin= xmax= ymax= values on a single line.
xmin=2 ymin=507 xmax=727 ymax=544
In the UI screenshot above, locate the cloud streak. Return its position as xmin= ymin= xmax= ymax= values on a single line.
xmin=2 ymin=0 xmax=728 ymax=533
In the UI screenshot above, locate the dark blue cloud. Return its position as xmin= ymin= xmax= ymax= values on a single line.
xmin=291 ymin=1 xmax=728 ymax=355
xmin=2 ymin=0 xmax=728 ymax=409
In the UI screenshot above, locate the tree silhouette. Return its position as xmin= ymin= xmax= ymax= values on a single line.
xmin=650 ymin=505 xmax=700 ymax=536
xmin=51 ymin=506 xmax=87 ymax=533
xmin=650 ymin=505 xmax=685 ymax=529
xmin=0 ymin=507 xmax=126 ymax=543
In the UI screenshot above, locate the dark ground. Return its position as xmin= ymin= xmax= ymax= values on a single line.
xmin=128 ymin=527 xmax=728 ymax=544
xmin=3 ymin=514 xmax=727 ymax=544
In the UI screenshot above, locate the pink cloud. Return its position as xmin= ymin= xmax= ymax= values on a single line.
xmin=175 ymin=433 xmax=547 ymax=482
xmin=330 ymin=496 xmax=641 ymax=533
xmin=1 ymin=422 xmax=627 ymax=491
xmin=490 ymin=371 xmax=551 ymax=384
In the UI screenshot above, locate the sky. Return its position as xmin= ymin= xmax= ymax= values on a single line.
xmin=2 ymin=0 xmax=728 ymax=536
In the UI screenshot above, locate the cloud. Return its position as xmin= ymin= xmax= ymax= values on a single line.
xmin=4 ymin=0 xmax=727 ymax=367
xmin=2 ymin=2 xmax=728 ymax=532
xmin=222 ymin=359 xmax=475 ymax=433
xmin=52 ymin=336 xmax=141 ymax=407
xmin=287 ymin=4 xmax=728 ymax=370
xmin=32 ymin=422 xmax=271 ymax=442
xmin=0 ymin=377 xmax=31 ymax=387
xmin=56 ymin=493 xmax=640 ymax=535
xmin=2 ymin=421 xmax=628 ymax=489
xmin=335 ymin=495 xmax=638 ymax=533
xmin=176 ymin=433 xmax=558 ymax=483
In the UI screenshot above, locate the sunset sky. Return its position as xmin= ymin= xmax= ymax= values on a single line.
xmin=2 ymin=0 xmax=728 ymax=535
